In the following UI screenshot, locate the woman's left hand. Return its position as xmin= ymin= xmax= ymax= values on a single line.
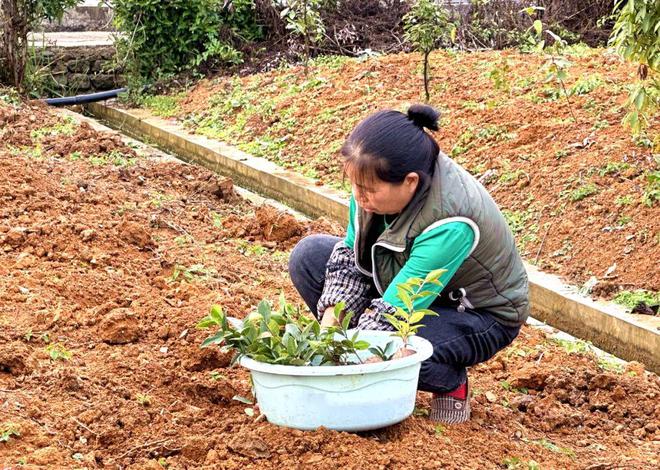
xmin=321 ymin=306 xmax=340 ymax=327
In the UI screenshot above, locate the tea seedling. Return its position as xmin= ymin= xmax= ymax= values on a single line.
xmin=46 ymin=343 xmax=72 ymax=361
xmin=383 ymin=269 xmax=445 ymax=346
xmin=198 ymin=295 xmax=369 ymax=366
xmin=0 ymin=423 xmax=20 ymax=442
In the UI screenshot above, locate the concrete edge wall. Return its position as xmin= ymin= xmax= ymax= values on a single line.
xmin=84 ymin=102 xmax=660 ymax=374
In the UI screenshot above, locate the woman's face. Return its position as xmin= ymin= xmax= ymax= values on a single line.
xmin=349 ymin=170 xmax=419 ymax=215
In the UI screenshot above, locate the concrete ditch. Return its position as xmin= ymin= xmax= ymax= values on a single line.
xmin=84 ymin=102 xmax=660 ymax=373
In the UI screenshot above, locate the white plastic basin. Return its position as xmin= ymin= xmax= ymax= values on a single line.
xmin=238 ymin=329 xmax=434 ymax=431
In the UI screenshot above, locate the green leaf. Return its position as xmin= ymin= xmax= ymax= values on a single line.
xmin=334 ymin=301 xmax=346 ymax=319
xmin=210 ymin=305 xmax=223 ymax=322
xmin=353 ymin=340 xmax=370 ymax=350
xmin=415 ymin=309 xmax=439 ymax=317
xmin=257 ymin=300 xmax=271 ymax=321
xmin=201 ymin=333 xmax=224 ymax=348
xmin=424 ymin=269 xmax=447 ymax=285
xmin=342 ymin=311 xmax=354 ymax=331
xmin=533 ymin=20 xmax=543 ymax=37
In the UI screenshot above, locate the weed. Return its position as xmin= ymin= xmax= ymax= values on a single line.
xmin=46 ymin=343 xmax=72 ymax=361
xmin=613 ymin=290 xmax=660 ymax=309
xmin=236 ymin=240 xmax=267 ymax=257
xmin=616 ymin=215 xmax=632 ymax=226
xmin=413 ymin=406 xmax=430 ymax=417
xmin=0 ymin=423 xmax=20 ymax=442
xmin=551 ymin=337 xmax=593 ymax=355
xmin=525 ymin=437 xmax=576 ymax=458
xmin=209 ymin=371 xmax=225 ymax=381
xmin=174 ymin=235 xmax=193 ymax=247
xmin=500 ymin=380 xmax=528 ymax=394
xmin=615 ymin=195 xmax=634 ymax=206
xmin=148 ymin=192 xmax=175 ymax=209
xmin=140 ymin=94 xmax=181 ymax=117
xmin=30 ymin=116 xmax=77 ymax=140
xmin=170 ymin=264 xmax=217 ymax=283
xmin=136 ymin=393 xmax=152 ymax=406
xmin=434 ymin=424 xmax=446 ymax=436
xmin=210 ymin=211 xmax=224 ymax=228
xmin=567 ymin=183 xmax=598 ymax=202
xmin=308 ymin=55 xmax=351 ymax=69
xmin=598 ymin=162 xmax=630 ymax=177
xmin=88 ymin=150 xmax=136 ymax=167
xmin=0 ymin=88 xmax=21 ymax=105
xmin=502 ymin=457 xmax=541 ymax=470
xmin=488 ymin=56 xmax=511 ymax=93
xmin=598 ymin=356 xmax=625 ymax=374
xmin=592 ymin=119 xmax=610 ymax=130
xmin=641 ymin=170 xmax=659 ymax=207
xmin=554 ymin=149 xmax=569 ymax=159
xmin=569 ymin=74 xmax=603 ymax=96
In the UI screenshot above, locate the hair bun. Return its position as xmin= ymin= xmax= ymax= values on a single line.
xmin=407 ymin=104 xmax=440 ymax=131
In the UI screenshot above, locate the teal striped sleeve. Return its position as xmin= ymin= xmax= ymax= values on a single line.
xmin=382 ymin=222 xmax=475 ymax=310
xmin=344 ymin=195 xmax=357 ymax=250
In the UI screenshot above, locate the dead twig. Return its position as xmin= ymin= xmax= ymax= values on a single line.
xmin=112 ymin=438 xmax=172 ymax=461
xmin=535 ymin=222 xmax=553 ymax=265
xmin=73 ymin=418 xmax=98 ymax=436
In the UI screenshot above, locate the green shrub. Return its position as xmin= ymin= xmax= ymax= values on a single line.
xmin=113 ymin=0 xmax=249 ymax=87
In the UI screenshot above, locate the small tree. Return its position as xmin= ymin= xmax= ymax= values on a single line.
xmin=0 ymin=0 xmax=80 ymax=92
xmin=403 ymin=0 xmax=455 ymax=102
xmin=609 ymin=0 xmax=659 ymax=135
xmin=277 ymin=0 xmax=326 ymax=69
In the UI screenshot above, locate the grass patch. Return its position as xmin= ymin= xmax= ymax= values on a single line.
xmin=567 ymin=183 xmax=598 ymax=202
xmin=613 ymin=290 xmax=660 ymax=309
xmin=30 ymin=116 xmax=77 ymax=140
xmin=141 ymin=94 xmax=182 ymax=117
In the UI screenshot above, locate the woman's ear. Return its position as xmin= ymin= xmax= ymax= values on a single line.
xmin=405 ymin=172 xmax=420 ymax=192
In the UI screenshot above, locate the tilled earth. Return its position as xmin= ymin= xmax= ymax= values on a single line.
xmin=0 ymin=100 xmax=659 ymax=469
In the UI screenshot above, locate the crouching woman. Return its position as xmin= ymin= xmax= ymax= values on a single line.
xmin=288 ymin=104 xmax=529 ymax=424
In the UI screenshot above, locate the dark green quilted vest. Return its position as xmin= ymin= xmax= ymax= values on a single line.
xmin=353 ymin=152 xmax=530 ymax=326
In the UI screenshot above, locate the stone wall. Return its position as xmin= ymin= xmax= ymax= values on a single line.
xmin=37 ymin=45 xmax=124 ymax=94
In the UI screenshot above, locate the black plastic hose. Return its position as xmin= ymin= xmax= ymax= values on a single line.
xmin=44 ymin=87 xmax=127 ymax=107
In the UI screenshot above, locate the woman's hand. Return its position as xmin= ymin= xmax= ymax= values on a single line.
xmin=320 ymin=306 xmax=340 ymax=327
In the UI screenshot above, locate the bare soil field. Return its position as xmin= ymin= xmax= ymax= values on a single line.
xmin=0 ymin=99 xmax=658 ymax=469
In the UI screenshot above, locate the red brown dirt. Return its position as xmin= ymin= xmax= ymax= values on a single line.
xmin=169 ymin=48 xmax=659 ymax=300
xmin=1 ymin=100 xmax=659 ymax=469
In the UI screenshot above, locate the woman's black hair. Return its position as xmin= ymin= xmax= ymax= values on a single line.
xmin=341 ymin=104 xmax=440 ymax=186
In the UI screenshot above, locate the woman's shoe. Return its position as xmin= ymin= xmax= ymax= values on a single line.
xmin=429 ymin=380 xmax=470 ymax=424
